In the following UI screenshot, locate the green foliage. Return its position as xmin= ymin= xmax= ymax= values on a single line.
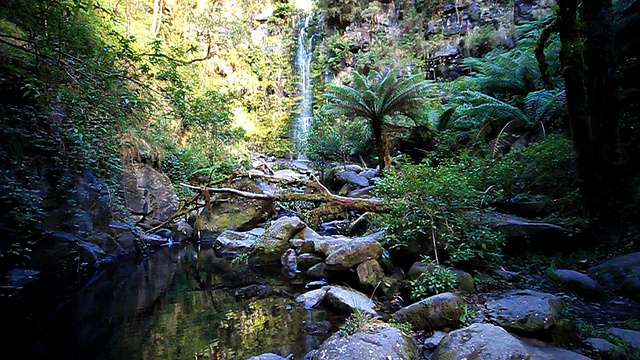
xmin=375 ymin=156 xmax=505 ymax=268
xmin=409 ymin=261 xmax=458 ymax=300
xmin=323 ymin=68 xmax=436 ymax=169
xmin=481 ymin=134 xmax=582 ymax=223
xmin=305 ymin=110 xmax=372 ymax=163
xmin=389 ymin=318 xmax=413 ymax=334
xmin=440 ymin=89 xmax=566 ymax=155
xmin=325 ymin=32 xmax=351 ymax=70
xmin=269 ymin=1 xmax=294 ymax=24
xmin=458 ymin=302 xmax=476 ymax=324
xmin=339 ymin=308 xmax=378 ymax=336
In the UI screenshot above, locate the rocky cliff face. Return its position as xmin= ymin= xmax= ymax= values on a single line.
xmin=317 ymin=0 xmax=554 ymax=81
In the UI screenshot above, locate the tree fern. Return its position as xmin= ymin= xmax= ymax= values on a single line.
xmin=323 ymin=68 xmax=435 ymax=170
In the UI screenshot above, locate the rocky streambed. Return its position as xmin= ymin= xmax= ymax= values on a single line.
xmin=218 ymin=209 xmax=640 ymax=360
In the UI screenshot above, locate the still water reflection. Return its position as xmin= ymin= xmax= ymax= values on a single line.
xmin=3 ymin=243 xmax=341 ymax=359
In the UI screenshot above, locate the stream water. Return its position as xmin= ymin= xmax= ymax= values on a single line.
xmin=2 ymin=243 xmax=344 ymax=360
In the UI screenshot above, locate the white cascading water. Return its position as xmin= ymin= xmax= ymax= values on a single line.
xmin=293 ymin=12 xmax=314 ymax=160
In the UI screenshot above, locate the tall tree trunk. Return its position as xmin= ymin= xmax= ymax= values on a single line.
xmin=371 ymin=118 xmax=391 ymax=171
xmin=582 ymin=0 xmax=619 ymax=183
xmin=557 ymin=0 xmax=620 ymax=221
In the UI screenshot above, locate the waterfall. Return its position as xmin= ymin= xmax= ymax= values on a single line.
xmin=293 ymin=12 xmax=314 ymax=160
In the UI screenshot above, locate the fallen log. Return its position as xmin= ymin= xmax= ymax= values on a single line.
xmin=147 ymin=171 xmax=387 ymax=233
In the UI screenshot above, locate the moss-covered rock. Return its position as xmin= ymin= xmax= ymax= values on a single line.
xmin=392 ymin=292 xmax=464 ymax=330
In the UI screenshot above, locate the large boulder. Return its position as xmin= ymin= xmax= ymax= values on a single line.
xmin=310 ymin=325 xmax=418 ymax=360
xmin=488 ymin=212 xmax=568 ymax=239
xmin=325 ymin=233 xmax=384 ymax=269
xmin=485 ymin=290 xmax=564 ymax=334
xmin=250 ymin=216 xmax=306 ymax=264
xmin=122 ymin=163 xmax=179 ymax=229
xmin=432 ymin=323 xmax=531 ymax=360
xmin=392 ymin=292 xmax=464 ymax=330
xmin=194 ymin=177 xmax=273 ymax=237
xmin=588 ymin=252 xmax=640 ymax=299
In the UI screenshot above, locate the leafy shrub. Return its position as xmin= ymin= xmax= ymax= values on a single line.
xmin=305 ymin=111 xmax=372 ymax=164
xmin=375 ymin=156 xmax=505 ymax=268
xmin=480 ymin=134 xmax=582 ymax=222
xmin=409 ymin=262 xmax=458 ymax=301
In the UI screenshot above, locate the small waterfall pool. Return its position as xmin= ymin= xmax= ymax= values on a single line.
xmin=2 ymin=243 xmax=344 ymax=360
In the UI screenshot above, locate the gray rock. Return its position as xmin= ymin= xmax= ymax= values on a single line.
xmin=360 ymin=168 xmax=379 ymax=179
xmin=356 ymin=260 xmax=385 ymax=288
xmin=306 ymin=263 xmax=328 ymax=279
xmin=122 ymin=163 xmax=179 ymax=227
xmin=325 ymin=235 xmax=383 ymax=269
xmin=451 ymin=269 xmax=475 ymax=292
xmin=171 ymin=219 xmax=194 ymax=242
xmin=407 ymin=261 xmax=437 ymax=280
xmin=246 ymin=353 xmax=290 ymax=360
xmin=392 ymin=292 xmax=464 ymax=330
xmin=297 ymin=253 xmax=323 ymax=270
xmin=485 ymin=290 xmax=564 ymax=334
xmin=281 ymin=248 xmax=298 ymax=278
xmin=423 ymin=331 xmax=447 ymax=350
xmin=492 ymin=269 xmax=522 ymax=281
xmin=214 ymin=229 xmax=258 ymax=257
xmin=338 ymin=170 xmax=370 ymax=188
xmin=296 ymin=286 xmax=330 ymax=309
xmin=519 ymin=336 xmax=591 ymax=359
xmin=324 ymin=285 xmax=380 ymax=318
xmin=586 ymin=337 xmax=626 ymax=360
xmin=589 ymin=252 xmax=640 ymax=299
xmin=312 ymin=235 xmax=350 ymax=256
xmin=251 ymin=216 xmax=306 ymax=264
xmin=432 ymin=323 xmax=530 ymax=360
xmin=607 ymin=327 xmax=640 ymax=358
xmin=311 ymin=325 xmax=418 ymax=360
xmin=487 ymin=212 xmax=568 ymax=239
xmin=263 ymin=216 xmax=306 ymax=240
xmin=553 ymin=269 xmax=604 ymax=299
